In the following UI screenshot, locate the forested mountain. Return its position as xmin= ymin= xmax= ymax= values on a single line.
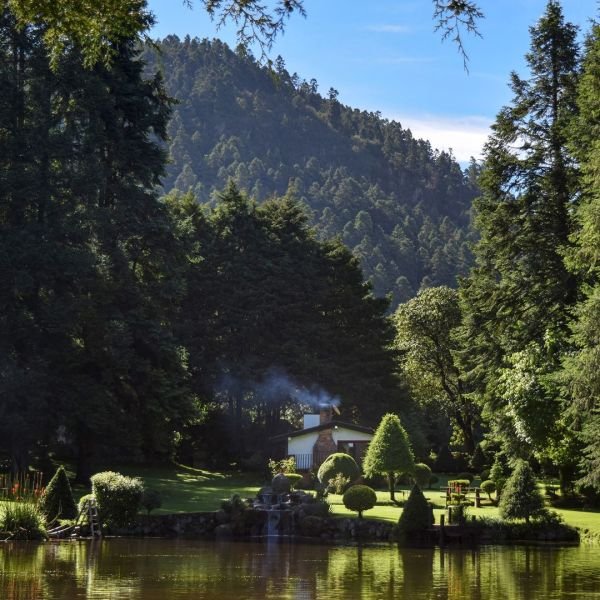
xmin=143 ymin=37 xmax=479 ymax=306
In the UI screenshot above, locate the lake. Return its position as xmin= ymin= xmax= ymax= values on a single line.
xmin=1 ymin=539 xmax=599 ymax=599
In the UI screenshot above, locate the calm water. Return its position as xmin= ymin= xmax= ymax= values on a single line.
xmin=1 ymin=539 xmax=599 ymax=600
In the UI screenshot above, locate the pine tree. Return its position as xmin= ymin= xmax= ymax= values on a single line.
xmin=499 ymin=461 xmax=545 ymax=523
xmin=562 ymin=20 xmax=600 ymax=491
xmin=460 ymin=1 xmax=580 ymax=458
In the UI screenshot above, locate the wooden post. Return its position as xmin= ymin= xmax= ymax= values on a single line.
xmin=439 ymin=513 xmax=445 ymax=546
xmin=475 ymin=488 xmax=481 ymax=508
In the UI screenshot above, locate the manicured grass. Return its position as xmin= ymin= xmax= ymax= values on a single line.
xmin=65 ymin=464 xmax=600 ymax=538
xmin=72 ymin=464 xmax=263 ymax=514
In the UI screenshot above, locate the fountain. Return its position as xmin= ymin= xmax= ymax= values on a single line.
xmin=253 ymin=474 xmax=311 ymax=537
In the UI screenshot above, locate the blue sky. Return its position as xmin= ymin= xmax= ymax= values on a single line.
xmin=148 ymin=0 xmax=598 ymax=164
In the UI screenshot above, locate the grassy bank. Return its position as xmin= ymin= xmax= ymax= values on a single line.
xmin=60 ymin=463 xmax=600 ymax=539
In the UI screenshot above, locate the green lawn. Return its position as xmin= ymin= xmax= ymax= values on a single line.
xmin=61 ymin=463 xmax=600 ymax=539
xmin=72 ymin=464 xmax=263 ymax=514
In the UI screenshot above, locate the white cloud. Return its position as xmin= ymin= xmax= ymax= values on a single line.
xmin=366 ymin=24 xmax=412 ymax=34
xmin=388 ymin=113 xmax=493 ymax=164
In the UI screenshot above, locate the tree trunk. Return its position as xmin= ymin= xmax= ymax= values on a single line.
xmin=388 ymin=471 xmax=399 ymax=505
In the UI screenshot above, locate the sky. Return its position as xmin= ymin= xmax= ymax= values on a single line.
xmin=147 ymin=0 xmax=598 ymax=164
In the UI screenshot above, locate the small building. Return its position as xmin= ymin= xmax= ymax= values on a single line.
xmin=269 ymin=405 xmax=374 ymax=471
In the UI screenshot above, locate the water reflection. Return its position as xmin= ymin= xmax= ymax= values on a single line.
xmin=1 ymin=539 xmax=599 ymax=600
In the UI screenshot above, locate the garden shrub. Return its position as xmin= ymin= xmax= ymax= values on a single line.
xmin=38 ymin=466 xmax=77 ymax=521
xmin=481 ymin=480 xmax=496 ymax=502
xmin=343 ymin=484 xmax=377 ymax=518
xmin=327 ymin=473 xmax=351 ymax=494
xmin=317 ymin=453 xmax=360 ymax=486
xmin=412 ymin=463 xmax=432 ymax=489
xmin=490 ymin=452 xmax=511 ymax=496
xmin=499 ymin=461 xmax=545 ymax=523
xmin=0 ymin=502 xmax=47 ymax=540
xmin=429 ymin=474 xmax=439 ymax=488
xmin=91 ymin=471 xmax=143 ymax=528
xmin=456 ymin=472 xmax=475 ymax=484
xmin=469 ymin=444 xmax=488 ymax=472
xmin=433 ymin=445 xmax=456 ymax=472
xmin=398 ymin=484 xmax=434 ymax=534
xmin=480 ymin=469 xmax=490 ymax=482
xmin=141 ymin=489 xmax=162 ymax=515
xmin=78 ymin=494 xmax=95 ymax=513
xmin=267 ymin=457 xmax=296 ymax=476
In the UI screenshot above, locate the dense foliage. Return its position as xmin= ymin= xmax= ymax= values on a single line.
xmin=91 ymin=471 xmax=144 ymax=528
xmin=142 ymin=37 xmax=478 ymax=308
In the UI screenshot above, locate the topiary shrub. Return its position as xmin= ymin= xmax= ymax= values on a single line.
xmin=429 ymin=474 xmax=439 ymax=488
xmin=38 ymin=466 xmax=77 ymax=521
xmin=398 ymin=484 xmax=434 ymax=535
xmin=141 ymin=489 xmax=162 ymax=515
xmin=433 ymin=445 xmax=456 ymax=473
xmin=343 ymin=485 xmax=377 ymax=518
xmin=317 ymin=453 xmax=360 ymax=487
xmin=469 ymin=444 xmax=488 ymax=472
xmin=412 ymin=463 xmax=432 ymax=489
xmin=499 ymin=461 xmax=545 ymax=523
xmin=91 ymin=471 xmax=143 ymax=529
xmin=490 ymin=452 xmax=511 ymax=496
xmin=481 ymin=480 xmax=496 ymax=502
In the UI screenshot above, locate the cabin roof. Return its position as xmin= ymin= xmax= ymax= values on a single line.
xmin=269 ymin=420 xmax=374 ymax=442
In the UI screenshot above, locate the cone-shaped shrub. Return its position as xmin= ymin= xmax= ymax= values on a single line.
xmin=317 ymin=453 xmax=360 ymax=487
xmin=398 ymin=484 xmax=434 ymax=534
xmin=38 ymin=466 xmax=77 ymax=520
xmin=363 ymin=413 xmax=414 ymax=503
xmin=343 ymin=485 xmax=377 ymax=518
xmin=499 ymin=461 xmax=545 ymax=523
xmin=469 ymin=444 xmax=487 ymax=472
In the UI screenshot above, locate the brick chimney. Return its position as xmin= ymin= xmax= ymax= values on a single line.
xmin=319 ymin=404 xmax=332 ymax=425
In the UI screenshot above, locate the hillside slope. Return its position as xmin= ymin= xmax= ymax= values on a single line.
xmin=144 ymin=37 xmax=479 ymax=306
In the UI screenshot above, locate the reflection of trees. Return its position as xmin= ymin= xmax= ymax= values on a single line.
xmin=0 ymin=540 xmax=599 ymax=599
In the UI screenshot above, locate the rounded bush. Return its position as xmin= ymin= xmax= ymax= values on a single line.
xmin=91 ymin=471 xmax=143 ymax=528
xmin=481 ymin=480 xmax=496 ymax=500
xmin=317 ymin=453 xmax=360 ymax=486
xmin=38 ymin=466 xmax=77 ymax=521
xmin=343 ymin=485 xmax=377 ymax=518
xmin=413 ymin=463 xmax=432 ymax=489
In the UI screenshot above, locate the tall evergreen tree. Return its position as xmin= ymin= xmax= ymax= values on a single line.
xmin=0 ymin=9 xmax=192 ymax=478
xmin=460 ymin=1 xmax=580 ymax=460
xmin=562 ymin=19 xmax=600 ymax=491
